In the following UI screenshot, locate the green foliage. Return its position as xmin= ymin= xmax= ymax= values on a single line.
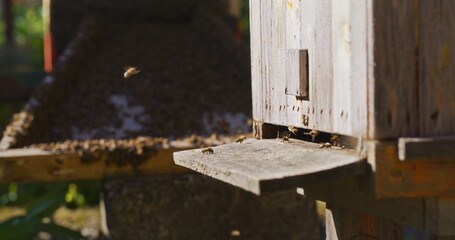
xmin=65 ymin=183 xmax=86 ymax=209
xmin=0 ymin=0 xmax=44 ymax=69
xmin=240 ymin=0 xmax=250 ymax=44
xmin=0 ymin=180 xmax=101 ymax=239
xmin=12 ymin=2 xmax=44 ymax=69
xmin=0 ymin=187 xmax=85 ymax=240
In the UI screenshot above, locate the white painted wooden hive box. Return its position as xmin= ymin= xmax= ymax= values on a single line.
xmin=252 ymin=0 xmax=454 ymax=140
xmin=175 ymin=0 xmax=455 ymax=198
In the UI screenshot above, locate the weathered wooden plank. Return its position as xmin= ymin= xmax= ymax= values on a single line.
xmin=173 ymin=138 xmax=366 ymax=195
xmin=427 ymin=197 xmax=455 ymax=236
xmin=419 ymin=1 xmax=455 ymax=136
xmin=250 ymin=0 xmax=263 ymax=122
xmin=370 ymin=0 xmax=419 ymax=139
xmin=0 ymin=148 xmax=189 ymax=183
xmin=331 ymin=0 xmax=352 ymax=135
xmin=303 ymin=176 xmax=425 ymax=228
xmin=251 ymin=0 xmax=369 ymax=137
xmin=285 ymin=0 xmax=301 ymax=49
xmin=310 ymin=0 xmax=333 ymax=132
xmin=347 ymin=0 xmax=368 ymax=136
xmin=367 ymin=141 xmax=455 ymax=197
xmin=325 ymin=205 xmax=403 ymax=240
xmin=398 ymin=136 xmax=455 ymax=161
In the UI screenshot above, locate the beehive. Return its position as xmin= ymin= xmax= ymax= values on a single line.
xmin=174 ymin=1 xmax=455 ymax=236
xmin=0 ymin=1 xmax=321 ymax=238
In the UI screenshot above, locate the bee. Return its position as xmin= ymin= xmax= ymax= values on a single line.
xmin=330 ymin=134 xmax=340 ymax=146
xmin=319 ymin=142 xmax=332 ymax=148
xmin=304 ymin=129 xmax=319 ymax=141
xmin=201 ymin=147 xmax=214 ymax=154
xmin=231 ymin=229 xmax=241 ymax=237
xmin=288 ymin=125 xmax=298 ymax=135
xmin=123 ymin=66 xmax=140 ymax=78
xmin=236 ymin=135 xmax=246 ymax=143
xmin=282 ymin=136 xmax=291 ymax=143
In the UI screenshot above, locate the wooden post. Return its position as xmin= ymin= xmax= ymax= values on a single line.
xmin=43 ymin=0 xmax=54 ymax=72
xmin=326 ymin=205 xmax=403 ymax=240
xmin=2 ymin=0 xmax=13 ymax=46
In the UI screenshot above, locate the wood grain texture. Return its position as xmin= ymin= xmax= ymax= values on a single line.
xmin=325 ymin=205 xmax=403 ymax=240
xmin=370 ymin=0 xmax=419 ymax=139
xmin=173 ymin=138 xmax=366 ymax=195
xmin=367 ymin=141 xmax=455 ymax=197
xmin=0 ymin=148 xmax=189 ymax=183
xmin=426 ymin=197 xmax=455 ymax=236
xmin=398 ymin=136 xmax=455 ymax=161
xmin=251 ymin=0 xmax=368 ymax=137
xmin=310 ymin=0 xmax=333 ymax=132
xmin=249 ymin=0 xmax=263 ymax=122
xmin=419 ymin=1 xmax=455 ymax=136
xmin=303 ymin=176 xmax=425 ymax=228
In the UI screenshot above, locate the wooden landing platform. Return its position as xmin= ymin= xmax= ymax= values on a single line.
xmin=173 ymin=138 xmax=367 ymax=195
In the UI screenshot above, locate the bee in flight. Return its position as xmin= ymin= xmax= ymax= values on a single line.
xmin=288 ymin=125 xmax=298 ymax=135
xmin=201 ymin=147 xmax=214 ymax=154
xmin=123 ymin=66 xmax=141 ymax=78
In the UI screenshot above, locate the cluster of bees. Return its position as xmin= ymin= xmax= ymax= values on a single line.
xmin=29 ymin=136 xmax=164 ymax=167
xmin=200 ymin=135 xmax=248 ymax=154
xmin=199 ymin=127 xmax=345 ymax=155
xmin=280 ymin=126 xmax=344 ymax=149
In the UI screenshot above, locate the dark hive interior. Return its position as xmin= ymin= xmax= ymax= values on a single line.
xmin=1 ymin=0 xmax=251 ymax=166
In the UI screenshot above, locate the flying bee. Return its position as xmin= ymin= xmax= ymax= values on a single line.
xmin=123 ymin=66 xmax=140 ymax=78
xmin=288 ymin=125 xmax=298 ymax=135
xmin=236 ymin=135 xmax=247 ymax=143
xmin=319 ymin=142 xmax=332 ymax=149
xmin=231 ymin=230 xmax=241 ymax=237
xmin=304 ymin=129 xmax=319 ymax=141
xmin=201 ymin=147 xmax=214 ymax=154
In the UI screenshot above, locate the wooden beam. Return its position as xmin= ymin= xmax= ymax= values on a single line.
xmin=398 ymin=136 xmax=455 ymax=161
xmin=302 ymin=176 xmax=425 ymax=229
xmin=426 ymin=197 xmax=455 ymax=236
xmin=367 ymin=141 xmax=455 ymax=197
xmin=303 ymin=176 xmax=455 ymax=235
xmin=174 ymin=138 xmax=367 ymax=195
xmin=325 ymin=205 xmax=403 ymax=240
xmin=419 ymin=1 xmax=455 ymax=136
xmin=0 ymin=148 xmax=190 ymax=183
xmin=370 ymin=0 xmax=419 ymax=139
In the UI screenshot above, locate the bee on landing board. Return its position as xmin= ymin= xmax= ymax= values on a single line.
xmin=319 ymin=142 xmax=332 ymax=149
xmin=236 ymin=136 xmax=247 ymax=143
xmin=123 ymin=66 xmax=140 ymax=78
xmin=201 ymin=147 xmax=214 ymax=154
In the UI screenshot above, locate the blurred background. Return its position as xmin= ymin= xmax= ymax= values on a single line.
xmin=0 ymin=1 xmax=251 ymax=239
